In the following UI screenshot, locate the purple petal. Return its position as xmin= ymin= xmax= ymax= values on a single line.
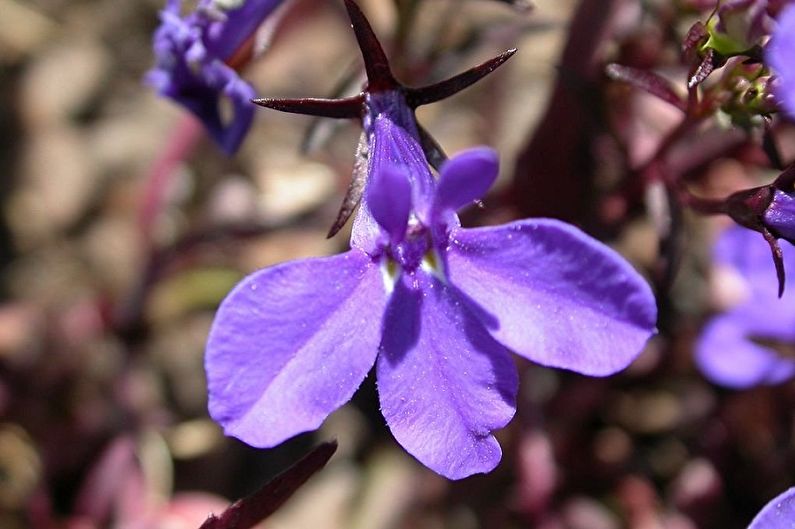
xmin=446 ymin=219 xmax=657 ymax=376
xmin=767 ymin=5 xmax=795 ymax=119
xmin=206 ymin=249 xmax=387 ymax=447
xmin=366 ymin=163 xmax=411 ymax=243
xmin=433 ymin=147 xmax=499 ymax=214
xmin=376 ymin=271 xmax=517 ymax=480
xmin=695 ymin=310 xmax=795 ymax=388
xmin=216 ymin=62 xmax=257 ymax=153
xmin=713 ymin=224 xmax=770 ymax=269
xmin=749 ymin=487 xmax=795 ymax=529
xmin=698 ymin=224 xmax=795 ymax=387
xmin=765 ymin=189 xmax=795 ymax=241
xmin=352 ymin=93 xmax=436 ymax=251
xmin=204 ymin=0 xmax=287 ymax=60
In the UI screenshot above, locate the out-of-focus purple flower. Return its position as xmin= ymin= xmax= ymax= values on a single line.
xmin=766 ymin=4 xmax=795 ymax=119
xmin=147 ymin=0 xmax=285 ymax=153
xmin=696 ymin=225 xmax=795 ymax=387
xmin=749 ymin=487 xmax=795 ymax=528
xmin=204 ymin=80 xmax=657 ymax=478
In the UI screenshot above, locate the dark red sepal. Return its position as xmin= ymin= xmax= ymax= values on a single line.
xmin=252 ymin=95 xmax=364 ymax=118
xmin=405 ymin=49 xmax=517 ymax=108
xmin=724 ymin=184 xmax=785 ymax=295
xmin=343 ymin=0 xmax=397 ymax=92
xmin=762 ymin=227 xmax=787 ymax=298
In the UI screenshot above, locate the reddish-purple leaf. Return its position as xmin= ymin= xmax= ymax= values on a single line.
xmin=486 ymin=0 xmax=533 ymax=11
xmin=605 ymin=63 xmax=686 ymax=111
xmin=198 ymin=441 xmax=337 ymax=529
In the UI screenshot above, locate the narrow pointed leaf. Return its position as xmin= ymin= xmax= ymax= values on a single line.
xmin=487 ymin=0 xmax=533 ymax=12
xmin=199 ymin=441 xmax=338 ymax=529
xmin=605 ymin=64 xmax=686 ymax=111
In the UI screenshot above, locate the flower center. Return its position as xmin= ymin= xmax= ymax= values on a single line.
xmin=379 ymin=218 xmax=445 ymax=291
xmin=393 ymin=219 xmax=431 ymax=271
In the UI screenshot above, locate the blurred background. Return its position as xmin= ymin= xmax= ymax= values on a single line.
xmin=1 ymin=0 xmax=794 ymax=528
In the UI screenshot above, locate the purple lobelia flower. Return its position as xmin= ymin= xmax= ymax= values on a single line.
xmin=205 ymin=142 xmax=657 ymax=478
xmin=696 ymin=225 xmax=795 ymax=388
xmin=204 ymin=0 xmax=657 ymax=479
xmin=767 ymin=4 xmax=795 ymax=119
xmin=749 ymin=487 xmax=795 ymax=528
xmin=147 ymin=0 xmax=285 ymax=154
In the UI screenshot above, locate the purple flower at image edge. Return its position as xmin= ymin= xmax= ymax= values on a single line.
xmin=749 ymin=487 xmax=795 ymax=528
xmin=147 ymin=0 xmax=285 ymax=153
xmin=696 ymin=225 xmax=795 ymax=388
xmin=766 ymin=4 xmax=795 ymax=119
xmin=204 ymin=86 xmax=658 ymax=479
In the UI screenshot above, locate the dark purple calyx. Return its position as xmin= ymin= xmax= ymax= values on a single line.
xmin=723 ymin=164 xmax=795 ymax=296
xmin=252 ymin=0 xmax=515 ymax=148
xmin=251 ymin=0 xmax=515 ymax=237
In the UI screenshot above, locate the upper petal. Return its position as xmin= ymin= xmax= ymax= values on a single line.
xmin=446 ymin=219 xmax=657 ymax=376
xmin=376 ymin=271 xmax=518 ymax=480
xmin=205 ymin=249 xmax=387 ymax=447
xmin=366 ymin=163 xmax=412 ymax=243
xmin=749 ymin=487 xmax=795 ymax=529
xmin=433 ymin=147 xmax=499 ymax=215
